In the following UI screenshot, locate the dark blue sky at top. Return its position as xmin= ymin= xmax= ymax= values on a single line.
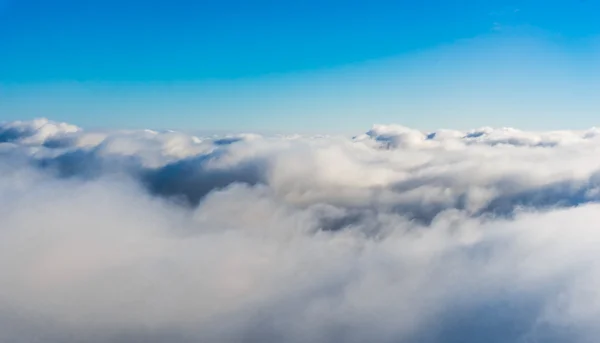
xmin=1 ymin=0 xmax=478 ymax=82
xmin=1 ymin=0 xmax=597 ymax=83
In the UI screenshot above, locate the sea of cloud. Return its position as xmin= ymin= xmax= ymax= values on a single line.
xmin=1 ymin=118 xmax=600 ymax=342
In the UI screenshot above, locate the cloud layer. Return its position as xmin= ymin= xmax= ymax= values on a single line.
xmin=2 ymin=118 xmax=600 ymax=342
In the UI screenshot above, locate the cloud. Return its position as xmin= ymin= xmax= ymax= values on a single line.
xmin=0 ymin=118 xmax=80 ymax=145
xmin=2 ymin=118 xmax=600 ymax=342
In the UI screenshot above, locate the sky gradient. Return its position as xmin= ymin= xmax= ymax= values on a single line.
xmin=1 ymin=0 xmax=600 ymax=132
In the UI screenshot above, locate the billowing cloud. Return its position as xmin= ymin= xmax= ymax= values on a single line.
xmin=1 ymin=118 xmax=600 ymax=342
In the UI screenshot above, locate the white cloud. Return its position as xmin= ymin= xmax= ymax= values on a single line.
xmin=1 ymin=118 xmax=600 ymax=342
xmin=0 ymin=118 xmax=80 ymax=146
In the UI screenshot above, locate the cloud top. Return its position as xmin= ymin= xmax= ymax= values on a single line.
xmin=1 ymin=118 xmax=600 ymax=342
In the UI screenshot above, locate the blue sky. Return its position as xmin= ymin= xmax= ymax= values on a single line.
xmin=1 ymin=0 xmax=599 ymax=133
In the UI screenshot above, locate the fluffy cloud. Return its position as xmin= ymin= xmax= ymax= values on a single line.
xmin=1 ymin=118 xmax=600 ymax=342
xmin=0 ymin=118 xmax=80 ymax=146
